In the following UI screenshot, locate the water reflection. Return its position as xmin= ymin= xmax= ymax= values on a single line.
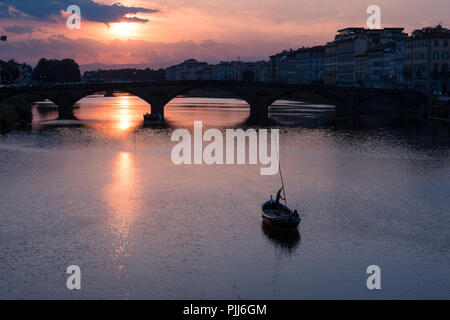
xmin=140 ymin=120 xmax=174 ymax=130
xmin=35 ymin=104 xmax=58 ymax=119
xmin=117 ymin=97 xmax=133 ymax=131
xmin=261 ymin=221 xmax=301 ymax=298
xmin=165 ymin=98 xmax=250 ymax=128
xmin=23 ymin=96 xmax=450 ymax=153
xmin=30 ymin=95 xmax=337 ymax=134
xmin=103 ymin=151 xmax=140 ymax=292
xmin=261 ymin=221 xmax=301 ymax=255
xmin=270 ymin=100 xmax=335 ymax=128
xmin=2 ymin=96 xmax=450 ymax=299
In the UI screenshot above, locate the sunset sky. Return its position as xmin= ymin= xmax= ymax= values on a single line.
xmin=0 ymin=0 xmax=449 ymax=70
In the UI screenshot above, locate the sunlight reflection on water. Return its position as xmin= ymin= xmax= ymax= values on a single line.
xmin=0 ymin=95 xmax=449 ymax=299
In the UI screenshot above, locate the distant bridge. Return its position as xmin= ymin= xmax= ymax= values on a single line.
xmin=0 ymin=80 xmax=430 ymax=123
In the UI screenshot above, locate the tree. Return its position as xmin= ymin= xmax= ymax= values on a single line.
xmin=32 ymin=58 xmax=81 ymax=83
xmin=0 ymin=60 xmax=21 ymax=84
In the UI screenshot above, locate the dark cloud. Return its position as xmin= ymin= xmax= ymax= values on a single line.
xmin=0 ymin=0 xmax=158 ymax=24
xmin=3 ymin=25 xmax=36 ymax=34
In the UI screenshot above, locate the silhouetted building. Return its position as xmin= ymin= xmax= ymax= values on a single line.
xmin=296 ymin=46 xmax=324 ymax=84
xmin=166 ymin=59 xmax=270 ymax=82
xmin=324 ymin=42 xmax=337 ymax=85
xmin=269 ymin=49 xmax=298 ymax=83
xmin=164 ymin=25 xmax=449 ymax=95
xmin=367 ymin=43 xmax=393 ymax=88
xmin=333 ymin=28 xmax=367 ymax=86
xmin=270 ymin=47 xmax=324 ymax=84
xmin=269 ymin=52 xmax=282 ymax=82
xmin=327 ymin=27 xmax=407 ymax=87
xmin=354 ymin=53 xmax=367 ymax=87
xmin=232 ymin=61 xmax=270 ymax=82
xmin=280 ymin=49 xmax=299 ymax=83
xmin=272 ymin=28 xmax=406 ymax=87
xmin=166 ymin=59 xmax=209 ymax=80
xmin=211 ymin=62 xmax=236 ymax=80
xmin=404 ymin=25 xmax=450 ymax=94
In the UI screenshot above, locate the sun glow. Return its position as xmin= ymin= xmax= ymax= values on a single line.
xmin=111 ymin=22 xmax=134 ymax=36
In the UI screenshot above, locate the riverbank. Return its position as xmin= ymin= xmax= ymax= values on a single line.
xmin=0 ymin=95 xmax=34 ymax=134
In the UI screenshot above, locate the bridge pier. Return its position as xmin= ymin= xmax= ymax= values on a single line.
xmin=248 ymin=103 xmax=269 ymax=124
xmin=104 ymin=89 xmax=114 ymax=97
xmin=141 ymin=94 xmax=173 ymax=121
xmin=0 ymin=82 xmax=431 ymax=126
xmin=150 ymin=101 xmax=165 ymax=120
xmin=58 ymin=104 xmax=76 ymax=120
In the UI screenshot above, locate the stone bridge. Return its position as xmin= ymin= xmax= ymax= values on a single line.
xmin=0 ymin=80 xmax=430 ymax=123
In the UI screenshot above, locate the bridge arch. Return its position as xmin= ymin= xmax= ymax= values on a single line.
xmin=46 ymin=83 xmax=256 ymax=121
xmin=264 ymin=88 xmax=340 ymax=107
xmin=45 ymin=87 xmax=168 ymax=119
xmin=66 ymin=87 xmax=154 ymax=107
xmin=0 ymin=91 xmax=68 ymax=118
xmin=154 ymin=84 xmax=257 ymax=106
xmin=252 ymin=87 xmax=343 ymax=125
xmin=149 ymin=84 xmax=254 ymax=123
xmin=1 ymin=81 xmax=429 ymax=124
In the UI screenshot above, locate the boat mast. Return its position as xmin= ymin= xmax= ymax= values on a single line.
xmin=275 ymin=134 xmax=287 ymax=206
xmin=279 ymin=160 xmax=287 ymax=206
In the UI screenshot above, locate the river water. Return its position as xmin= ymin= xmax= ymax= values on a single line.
xmin=0 ymin=94 xmax=449 ymax=299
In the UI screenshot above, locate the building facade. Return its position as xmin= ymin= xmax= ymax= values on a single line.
xmin=297 ymin=46 xmax=324 ymax=84
xmin=270 ymin=47 xmax=324 ymax=84
xmin=354 ymin=53 xmax=367 ymax=87
xmin=269 ymin=49 xmax=298 ymax=83
xmin=327 ymin=27 xmax=407 ymax=87
xmin=165 ymin=59 xmax=209 ymax=81
xmin=165 ymin=25 xmax=449 ymax=94
xmin=324 ymin=43 xmax=337 ymax=85
xmin=366 ymin=43 xmax=396 ymax=88
xmin=334 ymin=28 xmax=368 ymax=86
xmin=404 ymin=25 xmax=450 ymax=94
xmin=166 ymin=59 xmax=270 ymax=82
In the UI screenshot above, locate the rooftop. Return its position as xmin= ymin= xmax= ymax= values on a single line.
xmin=410 ymin=25 xmax=450 ymax=39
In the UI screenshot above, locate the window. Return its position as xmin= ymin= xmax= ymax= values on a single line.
xmin=433 ymin=51 xmax=440 ymax=60
xmin=434 ymin=40 xmax=440 ymax=47
xmin=442 ymin=63 xmax=449 ymax=73
xmin=433 ymin=63 xmax=439 ymax=72
xmin=443 ymin=52 xmax=449 ymax=60
xmin=444 ymin=40 xmax=448 ymax=47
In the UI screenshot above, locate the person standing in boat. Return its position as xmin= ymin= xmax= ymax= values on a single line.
xmin=275 ymin=187 xmax=285 ymax=205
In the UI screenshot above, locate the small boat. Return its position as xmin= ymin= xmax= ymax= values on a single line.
xmin=261 ymin=138 xmax=300 ymax=229
xmin=261 ymin=200 xmax=300 ymax=229
xmin=143 ymin=112 xmax=163 ymax=122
